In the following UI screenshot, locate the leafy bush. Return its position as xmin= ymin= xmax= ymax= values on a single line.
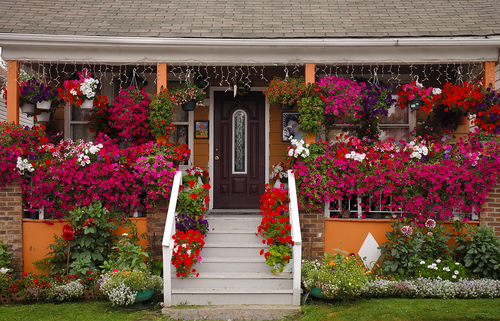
xmin=454 ymin=223 xmax=500 ymax=279
xmin=0 ymin=241 xmax=11 ymax=268
xmin=415 ymin=258 xmax=467 ymax=282
xmin=378 ymin=219 xmax=452 ymax=277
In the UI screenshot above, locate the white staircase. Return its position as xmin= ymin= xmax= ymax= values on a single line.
xmin=170 ymin=213 xmax=294 ymax=305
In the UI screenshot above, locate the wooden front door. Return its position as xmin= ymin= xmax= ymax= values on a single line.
xmin=213 ymin=91 xmax=266 ymax=209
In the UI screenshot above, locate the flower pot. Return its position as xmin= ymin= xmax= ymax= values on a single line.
xmin=134 ymin=289 xmax=153 ymax=303
xmin=36 ymin=111 xmax=51 ymax=122
xmin=182 ymin=100 xmax=197 ymax=111
xmin=310 ymin=286 xmax=328 ymax=299
xmin=407 ymin=98 xmax=423 ymax=111
xmin=36 ymin=100 xmax=51 ymax=110
xmin=80 ymin=99 xmax=94 ymax=110
xmin=280 ymin=103 xmax=294 ymax=110
xmin=20 ymin=103 xmax=35 ymax=114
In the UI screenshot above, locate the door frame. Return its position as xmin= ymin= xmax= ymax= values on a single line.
xmin=208 ymin=87 xmax=270 ymax=210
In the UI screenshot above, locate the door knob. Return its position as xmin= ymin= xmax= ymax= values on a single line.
xmin=215 ymin=156 xmax=219 ymax=161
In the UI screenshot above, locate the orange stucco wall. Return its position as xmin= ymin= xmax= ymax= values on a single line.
xmin=22 ymin=218 xmax=147 ymax=274
xmin=324 ymin=218 xmax=479 ymax=256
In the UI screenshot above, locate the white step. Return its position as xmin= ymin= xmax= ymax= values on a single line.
xmin=194 ymin=258 xmax=271 ymax=273
xmin=206 ymin=215 xmax=261 ymax=230
xmin=204 ymin=232 xmax=262 ymax=244
xmin=171 ymin=290 xmax=293 ymax=305
xmin=171 ymin=273 xmax=292 ymax=289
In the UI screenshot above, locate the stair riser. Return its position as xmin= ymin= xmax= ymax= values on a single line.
xmin=207 ymin=219 xmax=261 ymax=230
xmin=201 ymin=246 xmax=266 ymax=258
xmin=204 ymin=233 xmax=262 ymax=244
xmin=193 ymin=262 xmax=271 ymax=273
xmin=171 ymin=293 xmax=293 ymax=305
xmin=171 ymin=278 xmax=292 ymax=289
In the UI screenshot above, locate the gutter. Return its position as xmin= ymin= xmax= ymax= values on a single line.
xmin=1 ymin=33 xmax=500 ymax=47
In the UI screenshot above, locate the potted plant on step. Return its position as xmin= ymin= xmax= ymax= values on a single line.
xmin=171 ymin=229 xmax=205 ymax=278
xmin=100 ymin=269 xmax=161 ymax=306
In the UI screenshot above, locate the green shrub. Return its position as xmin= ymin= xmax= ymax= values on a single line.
xmin=0 ymin=241 xmax=11 ymax=268
xmin=454 ymin=223 xmax=500 ymax=279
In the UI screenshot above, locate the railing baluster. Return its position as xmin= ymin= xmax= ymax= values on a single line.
xmin=287 ymin=170 xmax=302 ymax=306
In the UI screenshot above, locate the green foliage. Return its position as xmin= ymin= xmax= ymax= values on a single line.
xmin=176 ymin=185 xmax=206 ymax=218
xmin=454 ymin=223 xmax=500 ymax=279
xmin=39 ymin=203 xmax=118 ymax=277
xmin=0 ymin=241 xmax=11 ymax=268
xmin=148 ymin=87 xmax=175 ymax=138
xmin=302 ymin=253 xmax=369 ymax=301
xmin=298 ymin=94 xmax=325 ymax=135
xmin=264 ymin=76 xmax=306 ymax=106
xmin=378 ymin=219 xmax=451 ymax=277
xmin=265 ymin=244 xmax=292 ymax=274
xmin=102 ymin=220 xmax=149 ymax=272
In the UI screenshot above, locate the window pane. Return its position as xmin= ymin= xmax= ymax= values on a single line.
xmin=71 ymin=104 xmax=93 ymax=121
xmin=71 ymin=124 xmax=96 ymax=142
xmin=233 ymin=110 xmax=246 ymax=173
xmin=172 ymin=103 xmax=189 ymax=122
xmin=167 ymin=125 xmax=189 ymax=165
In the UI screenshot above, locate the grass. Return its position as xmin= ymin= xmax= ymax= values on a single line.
xmin=2 ymin=298 xmax=500 ymax=321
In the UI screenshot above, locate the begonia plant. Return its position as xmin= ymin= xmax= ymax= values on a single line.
xmin=263 ymin=76 xmax=306 ymax=107
xmin=171 ymin=229 xmax=205 ymax=278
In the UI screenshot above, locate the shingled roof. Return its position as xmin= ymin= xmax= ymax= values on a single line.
xmin=0 ymin=0 xmax=499 ymax=39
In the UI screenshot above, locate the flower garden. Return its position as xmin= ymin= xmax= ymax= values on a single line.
xmin=0 ymin=71 xmax=210 ymax=307
xmin=1 ymin=67 xmax=500 ymax=308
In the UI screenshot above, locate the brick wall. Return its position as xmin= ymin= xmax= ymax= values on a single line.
xmin=299 ymin=210 xmax=324 ymax=261
xmin=481 ymin=184 xmax=500 ymax=237
xmin=146 ymin=198 xmax=170 ymax=261
xmin=0 ymin=182 xmax=23 ymax=273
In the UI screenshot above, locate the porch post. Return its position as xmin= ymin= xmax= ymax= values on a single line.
xmin=6 ymin=61 xmax=20 ymax=125
xmin=483 ymin=62 xmax=496 ymax=89
xmin=156 ymin=63 xmax=168 ymax=144
xmin=304 ymin=63 xmax=316 ymax=144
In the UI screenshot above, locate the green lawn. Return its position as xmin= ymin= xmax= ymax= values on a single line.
xmin=1 ymin=298 xmax=500 ymax=321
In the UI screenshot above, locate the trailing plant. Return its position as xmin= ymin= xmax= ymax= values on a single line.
xmin=454 ymin=222 xmax=500 ymax=279
xmin=471 ymin=85 xmax=500 ymax=134
xmin=0 ymin=241 xmax=11 ymax=269
xmin=177 ymin=183 xmax=210 ymax=218
xmin=257 ymin=185 xmax=294 ymax=274
xmin=317 ymin=75 xmax=366 ymax=121
xmin=263 ymin=76 xmax=306 ymax=107
xmin=176 ymin=213 xmax=209 ymax=236
xmin=171 ymin=229 xmax=205 ymax=278
xmin=397 ymin=80 xmax=442 ymax=113
xmin=298 ymin=94 xmax=325 ymax=135
xmin=148 ymin=87 xmax=175 ymax=139
xmin=86 ymin=94 xmax=119 ymax=140
xmin=415 ymin=258 xmax=467 ymax=282
xmin=58 ymin=69 xmax=99 ymax=107
xmin=170 ymin=82 xmax=205 ymax=107
xmin=357 ymin=82 xmax=395 ymax=140
xmin=108 ymin=86 xmax=153 ymax=144
xmin=100 ymin=269 xmax=160 ymax=306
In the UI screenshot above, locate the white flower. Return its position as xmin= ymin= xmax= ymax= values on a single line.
xmin=454 ymin=270 xmax=459 ymax=275
xmin=436 ymin=259 xmax=441 ymax=263
xmin=455 ymin=262 xmax=460 ymax=265
xmin=16 ymin=157 xmax=34 ymax=174
xmin=452 ymin=275 xmax=457 ymax=279
xmin=420 ymin=261 xmax=426 ymax=265
xmin=0 ymin=267 xmax=10 ymax=274
xmin=432 ymin=88 xmax=442 ymax=95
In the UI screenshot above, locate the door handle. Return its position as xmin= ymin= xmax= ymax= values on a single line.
xmin=215 ymin=156 xmax=219 ymax=161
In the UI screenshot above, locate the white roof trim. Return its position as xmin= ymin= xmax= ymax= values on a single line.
xmin=1 ymin=33 xmax=499 ymax=64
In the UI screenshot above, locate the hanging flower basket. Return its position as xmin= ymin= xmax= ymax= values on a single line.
xmin=36 ymin=111 xmax=51 ymax=122
xmin=36 ymin=100 xmax=52 ymax=110
xmin=20 ymin=103 xmax=35 ymax=114
xmin=280 ymin=103 xmax=294 ymax=110
xmin=80 ymin=99 xmax=94 ymax=110
xmin=407 ymin=98 xmax=423 ymax=111
xmin=182 ymin=100 xmax=197 ymax=111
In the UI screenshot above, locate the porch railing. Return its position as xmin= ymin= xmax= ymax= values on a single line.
xmin=287 ymin=169 xmax=302 ymax=306
xmin=161 ymin=170 xmax=182 ymax=307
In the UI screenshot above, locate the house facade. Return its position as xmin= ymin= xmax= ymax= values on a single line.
xmin=1 ymin=0 xmax=500 ymax=266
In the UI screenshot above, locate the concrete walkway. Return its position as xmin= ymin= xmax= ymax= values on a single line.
xmin=163 ymin=304 xmax=302 ymax=320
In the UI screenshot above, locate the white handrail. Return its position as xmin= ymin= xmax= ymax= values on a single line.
xmin=287 ymin=169 xmax=302 ymax=306
xmin=162 ymin=170 xmax=182 ymax=307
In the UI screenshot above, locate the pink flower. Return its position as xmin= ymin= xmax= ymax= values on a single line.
xmin=425 ymin=219 xmax=436 ymax=228
xmin=401 ymin=225 xmax=413 ymax=236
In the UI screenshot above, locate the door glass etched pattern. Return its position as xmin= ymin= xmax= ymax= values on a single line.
xmin=233 ymin=110 xmax=246 ymax=173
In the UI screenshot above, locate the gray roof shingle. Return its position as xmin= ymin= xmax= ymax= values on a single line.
xmin=0 ymin=0 xmax=499 ymax=39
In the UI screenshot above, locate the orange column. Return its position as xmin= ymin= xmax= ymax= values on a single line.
xmin=156 ymin=63 xmax=168 ymax=144
xmin=483 ymin=62 xmax=496 ymax=89
xmin=6 ymin=61 xmax=20 ymax=125
xmin=304 ymin=63 xmax=316 ymax=144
